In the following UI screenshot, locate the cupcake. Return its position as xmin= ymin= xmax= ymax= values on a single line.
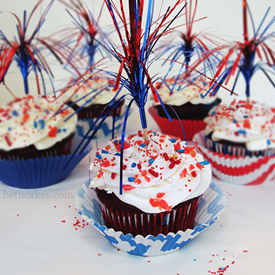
xmin=59 ymin=76 xmax=125 ymax=139
xmin=193 ymin=99 xmax=275 ymax=185
xmin=89 ymin=131 xmax=212 ymax=237
xmin=0 ymin=95 xmax=90 ymax=188
xmin=204 ymin=99 xmax=275 ymax=157
xmin=149 ymin=76 xmax=221 ymax=140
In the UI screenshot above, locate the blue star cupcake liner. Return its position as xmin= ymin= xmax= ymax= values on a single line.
xmin=75 ymin=180 xmax=226 ymax=257
xmin=0 ymin=135 xmax=92 ymax=189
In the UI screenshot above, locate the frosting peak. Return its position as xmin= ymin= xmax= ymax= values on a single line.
xmin=59 ymin=77 xmax=118 ymax=107
xmin=90 ymin=131 xmax=211 ymax=213
xmin=153 ymin=76 xmax=217 ymax=106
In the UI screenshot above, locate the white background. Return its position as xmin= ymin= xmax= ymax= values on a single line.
xmin=1 ymin=1 xmax=275 ymax=274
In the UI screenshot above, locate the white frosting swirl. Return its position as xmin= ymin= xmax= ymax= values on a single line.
xmin=204 ymin=99 xmax=275 ymax=151
xmin=0 ymin=96 xmax=77 ymax=151
xmin=153 ymin=76 xmax=217 ymax=106
xmin=89 ymin=131 xmax=211 ymax=213
xmin=59 ymin=77 xmax=118 ymax=107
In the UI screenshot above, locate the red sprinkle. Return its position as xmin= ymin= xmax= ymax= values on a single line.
xmin=101 ymin=160 xmax=111 ymax=167
xmin=163 ymin=152 xmax=169 ymax=161
xmin=137 ymin=163 xmax=142 ymax=169
xmin=149 ymin=198 xmax=159 ymax=208
xmin=156 ymin=192 xmax=165 ymax=198
xmin=148 ymin=169 xmax=159 ymax=177
xmin=169 ymin=162 xmax=175 ymax=169
xmin=48 ymin=126 xmax=58 ymax=137
xmin=122 ymin=185 xmax=136 ymax=191
xmin=111 ymin=172 xmax=116 ymax=179
xmin=4 ymin=135 xmax=12 ymax=147
xmin=191 ymin=171 xmax=197 ymax=177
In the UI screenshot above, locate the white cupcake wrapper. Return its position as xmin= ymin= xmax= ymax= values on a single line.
xmin=76 ymin=105 xmax=132 ymax=139
xmin=193 ymin=131 xmax=275 ymax=185
xmin=75 ymin=180 xmax=226 ymax=257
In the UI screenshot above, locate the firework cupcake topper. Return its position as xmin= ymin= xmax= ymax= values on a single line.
xmin=210 ymin=0 xmax=275 ymax=104
xmin=58 ymin=0 xmax=110 ymax=72
xmin=149 ymin=0 xmax=236 ymax=108
xmin=0 ymin=0 xmax=76 ymax=96
xmin=103 ymin=0 xmax=188 ymax=139
xmin=157 ymin=0 xmax=222 ymax=71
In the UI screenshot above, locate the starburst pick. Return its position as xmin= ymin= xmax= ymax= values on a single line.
xmin=209 ymin=0 xmax=275 ymax=104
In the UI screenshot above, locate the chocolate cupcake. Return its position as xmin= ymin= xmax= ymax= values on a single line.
xmin=0 ymin=95 xmax=90 ymax=188
xmin=149 ymin=76 xmax=221 ymax=140
xmin=89 ymin=131 xmax=212 ymax=237
xmin=204 ymin=99 xmax=275 ymax=157
xmin=193 ymin=99 xmax=275 ymax=185
xmin=59 ymin=76 xmax=125 ymax=138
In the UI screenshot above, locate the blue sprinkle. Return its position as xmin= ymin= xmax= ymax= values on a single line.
xmin=199 ymin=161 xmax=210 ymax=166
xmin=75 ymin=95 xmax=79 ymax=98
xmin=63 ymin=128 xmax=67 ymax=132
xmin=237 ymin=130 xmax=246 ymax=135
xmin=233 ymin=119 xmax=237 ymax=123
xmin=128 ymin=177 xmax=135 ymax=182
xmin=101 ymin=150 xmax=109 ymax=154
xmin=131 ymin=163 xmax=136 ymax=168
xmin=267 ymin=139 xmax=271 ymax=146
xmin=33 ymin=121 xmax=38 ymax=129
xmin=115 ymin=153 xmax=121 ymax=156
xmin=96 ymin=153 xmax=102 ymax=160
xmin=7 ymin=127 xmax=12 ymax=131
xmin=244 ymin=115 xmax=249 ymax=118
xmin=211 ymin=110 xmax=216 ymax=116
xmin=193 ymin=259 xmax=197 ymax=262
xmin=12 ymin=110 xmax=18 ymax=117
xmin=38 ymin=119 xmax=45 ymax=130
xmin=177 ymin=149 xmax=185 ymax=153
xmin=57 ymin=129 xmax=61 ymax=133
xmin=113 ymin=139 xmax=118 ymax=143
xmin=140 ymin=143 xmax=146 ymax=148
xmin=169 ymin=138 xmax=176 ymax=143
xmin=220 ymin=225 xmax=223 ymax=227
xmin=45 ymin=109 xmax=50 ymax=114
xmin=220 ymin=267 xmax=225 ymax=271
xmin=149 ymin=158 xmax=154 ymax=164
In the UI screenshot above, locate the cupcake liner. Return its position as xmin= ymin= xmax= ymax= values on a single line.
xmin=76 ymin=105 xmax=131 ymax=139
xmin=75 ymin=180 xmax=226 ymax=257
xmin=148 ymin=106 xmax=206 ymax=141
xmin=73 ymin=101 xmax=124 ymax=119
xmin=97 ymin=194 xmax=201 ymax=237
xmin=0 ymin=135 xmax=92 ymax=189
xmin=193 ymin=131 xmax=275 ymax=185
xmin=204 ymin=135 xmax=275 ymax=158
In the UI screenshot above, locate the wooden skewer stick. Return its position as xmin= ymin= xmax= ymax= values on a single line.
xmin=143 ymin=128 xmax=149 ymax=142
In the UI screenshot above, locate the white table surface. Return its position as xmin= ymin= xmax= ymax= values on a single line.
xmin=1 ymin=105 xmax=275 ymax=275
